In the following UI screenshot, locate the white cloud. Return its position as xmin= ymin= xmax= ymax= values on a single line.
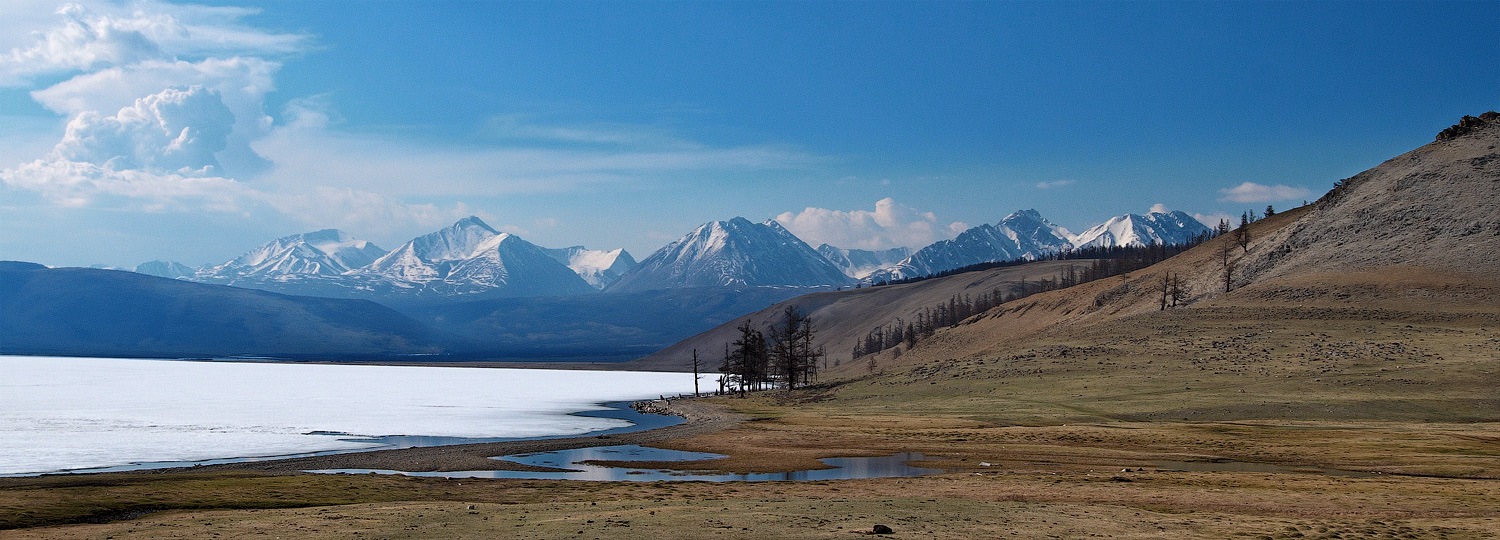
xmin=261 ymin=187 xmax=478 ymax=237
xmin=1148 ymin=203 xmax=1170 ymax=214
xmin=252 ymin=98 xmax=821 ymax=199
xmin=31 ymin=57 xmax=279 ymax=175
xmin=2 ymin=1 xmax=832 ymax=250
xmin=32 ymin=56 xmax=278 ymax=116
xmin=1 ymin=85 xmax=249 ymax=212
xmin=774 ymin=198 xmax=963 ymax=251
xmin=484 ymin=115 xmax=697 ymax=149
xmin=1035 ymin=179 xmax=1075 ymax=189
xmin=0 ymin=1 xmax=306 ymax=87
xmin=1193 ymin=212 xmax=1235 ymax=229
xmin=53 ymin=85 xmax=234 ymax=174
xmin=1 ymin=157 xmax=249 ymax=212
xmin=1218 ymin=181 xmax=1312 ymax=203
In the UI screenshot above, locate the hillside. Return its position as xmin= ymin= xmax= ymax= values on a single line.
xmin=628 ymin=260 xmax=1093 ymax=370
xmin=1244 ymin=112 xmax=1500 ymax=281
xmin=637 ymin=114 xmax=1500 ymax=427
xmin=0 ymin=263 xmax=445 ymax=359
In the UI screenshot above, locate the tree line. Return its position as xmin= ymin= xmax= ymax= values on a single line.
xmin=716 ymin=305 xmax=825 ymax=396
xmin=852 ymin=233 xmax=1236 ymax=360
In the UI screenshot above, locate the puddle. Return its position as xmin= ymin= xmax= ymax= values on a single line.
xmin=309 ymin=444 xmax=942 ymax=482
xmin=1155 ymin=459 xmax=1378 ymax=478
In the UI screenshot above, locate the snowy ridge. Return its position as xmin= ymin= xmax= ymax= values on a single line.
xmin=179 ymin=217 xmax=593 ymax=299
xmin=359 ymin=217 xmax=595 ymax=297
xmin=865 ymin=209 xmax=1072 ymax=282
xmin=816 ymin=244 xmax=911 ymax=279
xmin=199 ymin=229 xmax=387 ymax=279
xmin=544 ymin=246 xmax=639 ymax=289
xmin=1070 ymin=210 xmax=1210 ymax=249
xmin=134 ymin=260 xmax=196 ymax=279
xmin=607 ymin=217 xmax=854 ymax=293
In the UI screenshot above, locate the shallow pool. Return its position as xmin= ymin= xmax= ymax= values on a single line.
xmin=309 ymin=444 xmax=943 ymax=482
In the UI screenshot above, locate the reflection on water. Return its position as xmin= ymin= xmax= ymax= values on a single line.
xmin=1155 ymin=459 xmax=1378 ymax=478
xmin=309 ymin=444 xmax=942 ymax=482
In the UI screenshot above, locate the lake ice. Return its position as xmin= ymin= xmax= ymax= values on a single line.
xmin=0 ymin=356 xmax=701 ymax=475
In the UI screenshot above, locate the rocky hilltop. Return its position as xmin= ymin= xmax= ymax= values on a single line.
xmin=1245 ymin=111 xmax=1500 ymax=282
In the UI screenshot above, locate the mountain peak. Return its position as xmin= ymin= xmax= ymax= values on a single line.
xmin=543 ymin=245 xmax=639 ymax=290
xmin=1003 ymin=209 xmax=1044 ymax=222
xmin=200 ymin=228 xmax=387 ymax=279
xmin=1071 ymin=211 xmax=1209 ymax=249
xmin=451 ymin=216 xmax=498 ymax=233
xmin=608 ymin=217 xmax=853 ymax=292
xmin=359 ymin=222 xmax=592 ymax=296
xmin=865 ymin=209 xmax=1073 ymax=282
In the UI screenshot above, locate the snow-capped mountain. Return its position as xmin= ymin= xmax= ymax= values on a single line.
xmin=1070 ymin=210 xmax=1210 ymax=249
xmin=607 ymin=217 xmax=855 ymax=293
xmin=359 ymin=217 xmax=596 ymax=297
xmin=134 ymin=260 xmax=196 ymax=279
xmin=200 ymin=229 xmax=386 ymax=279
xmin=544 ymin=246 xmax=638 ymax=290
xmin=865 ymin=209 xmax=1072 ymax=282
xmin=816 ymin=244 xmax=911 ymax=279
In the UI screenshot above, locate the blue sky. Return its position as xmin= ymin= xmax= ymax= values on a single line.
xmin=1 ymin=0 xmax=1496 ymax=267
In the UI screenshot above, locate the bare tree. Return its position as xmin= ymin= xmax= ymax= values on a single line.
xmin=1235 ymin=212 xmax=1251 ymax=253
xmin=1170 ymin=273 xmax=1190 ymax=307
xmin=1160 ymin=272 xmax=1170 ymax=311
xmin=691 ymin=348 xmax=701 ymax=397
xmin=768 ymin=305 xmax=813 ymax=390
xmin=1221 ymin=238 xmax=1235 ymax=293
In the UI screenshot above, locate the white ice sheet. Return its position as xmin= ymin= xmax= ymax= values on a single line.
xmin=0 ymin=356 xmax=700 ymax=474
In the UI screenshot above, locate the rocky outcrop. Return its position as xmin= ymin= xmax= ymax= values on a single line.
xmin=1436 ymin=111 xmax=1499 ymax=141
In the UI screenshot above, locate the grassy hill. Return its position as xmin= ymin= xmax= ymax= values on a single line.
xmin=640 ymin=113 xmax=1500 ymax=429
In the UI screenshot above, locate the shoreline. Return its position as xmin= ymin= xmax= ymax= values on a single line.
xmin=180 ymin=398 xmax=740 ymax=475
xmin=11 ymin=400 xmax=693 ymax=477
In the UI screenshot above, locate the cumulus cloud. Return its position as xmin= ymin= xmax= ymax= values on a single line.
xmin=1218 ymin=181 xmax=1312 ymax=203
xmin=53 ymin=85 xmax=234 ymax=174
xmin=1035 ymin=179 xmax=1075 ymax=190
xmin=774 ymin=198 xmax=964 ymax=251
xmin=1148 ymin=203 xmax=1170 ymax=214
xmin=1 ymin=84 xmax=257 ymax=214
xmin=33 ymin=57 xmax=279 ymax=175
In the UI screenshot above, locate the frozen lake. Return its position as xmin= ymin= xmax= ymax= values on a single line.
xmin=0 ymin=356 xmax=701 ymax=475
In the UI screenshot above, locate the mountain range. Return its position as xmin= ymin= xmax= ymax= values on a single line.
xmin=10 ymin=202 xmax=1215 ymax=361
xmin=129 ymin=209 xmax=1210 ymax=301
xmin=1070 ymin=210 xmax=1211 ymax=249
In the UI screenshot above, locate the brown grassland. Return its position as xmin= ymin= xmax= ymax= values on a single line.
xmin=3 ymin=121 xmax=1499 ymax=538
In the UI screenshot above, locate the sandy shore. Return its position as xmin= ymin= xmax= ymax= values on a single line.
xmin=189 ymin=399 xmax=741 ymax=474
